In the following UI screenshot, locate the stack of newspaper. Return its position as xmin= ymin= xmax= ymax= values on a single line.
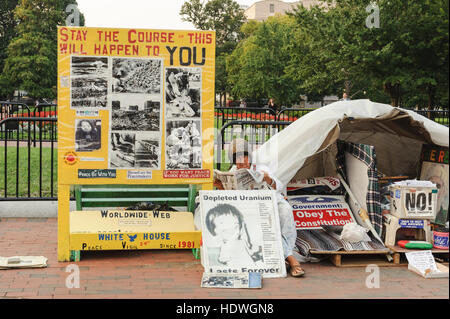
xmin=213 ymin=168 xmax=269 ymax=190
xmin=0 ymin=256 xmax=48 ymax=269
xmin=201 ymin=272 xmax=262 ymax=289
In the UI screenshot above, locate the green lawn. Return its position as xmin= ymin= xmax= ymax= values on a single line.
xmin=0 ymin=146 xmax=57 ymax=198
xmin=435 ymin=117 xmax=449 ymax=125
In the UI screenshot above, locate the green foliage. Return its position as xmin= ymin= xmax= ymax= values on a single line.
xmin=180 ymin=0 xmax=245 ymax=51
xmin=0 ymin=0 xmax=19 ymax=98
xmin=227 ymin=15 xmax=299 ymax=106
xmin=288 ymin=0 xmax=449 ymax=108
xmin=227 ymin=0 xmax=448 ymax=108
xmin=180 ymin=0 xmax=246 ymax=104
xmin=0 ymin=0 xmax=85 ymax=100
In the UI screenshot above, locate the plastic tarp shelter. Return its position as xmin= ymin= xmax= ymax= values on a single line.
xmin=253 ymin=99 xmax=449 ymax=188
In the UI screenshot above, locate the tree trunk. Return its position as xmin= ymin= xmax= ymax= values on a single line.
xmin=427 ymin=85 xmax=435 ymax=111
xmin=384 ymin=82 xmax=401 ymax=107
xmin=427 ymin=85 xmax=436 ymax=119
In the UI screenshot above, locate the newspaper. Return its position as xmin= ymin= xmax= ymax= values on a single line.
xmin=201 ymin=272 xmax=262 ymax=289
xmin=199 ymin=190 xmax=287 ymax=278
xmin=213 ymin=168 xmax=269 ymax=190
xmin=0 ymin=256 xmax=48 ymax=269
xmin=405 ymin=250 xmax=440 ymax=275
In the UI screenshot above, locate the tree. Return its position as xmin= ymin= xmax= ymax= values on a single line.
xmin=180 ymin=0 xmax=246 ymax=106
xmin=0 ymin=0 xmax=19 ymax=99
xmin=227 ymin=14 xmax=300 ymax=106
xmin=288 ymin=0 xmax=449 ymax=108
xmin=1 ymin=0 xmax=84 ymax=100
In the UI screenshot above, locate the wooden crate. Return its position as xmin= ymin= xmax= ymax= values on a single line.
xmin=387 ymin=245 xmax=449 ymax=266
xmin=310 ymin=249 xmax=395 ymax=267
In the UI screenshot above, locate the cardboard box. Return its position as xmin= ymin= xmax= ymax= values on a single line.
xmin=389 ymin=185 xmax=438 ymax=219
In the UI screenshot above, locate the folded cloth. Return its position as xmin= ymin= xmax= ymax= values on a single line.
xmin=0 ymin=256 xmax=48 ymax=269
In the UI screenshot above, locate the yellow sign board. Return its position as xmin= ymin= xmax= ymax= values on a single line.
xmin=69 ymin=210 xmax=201 ymax=251
xmin=57 ymin=26 xmax=215 ymax=261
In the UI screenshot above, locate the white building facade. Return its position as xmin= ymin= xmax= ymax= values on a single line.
xmin=244 ymin=0 xmax=322 ymax=21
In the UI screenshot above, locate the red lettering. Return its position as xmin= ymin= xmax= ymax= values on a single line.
xmin=59 ymin=27 xmax=68 ymax=42
xmin=438 ymin=151 xmax=445 ymax=163
xmin=128 ymin=29 xmax=136 ymax=43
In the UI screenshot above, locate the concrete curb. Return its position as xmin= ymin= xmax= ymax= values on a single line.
xmin=0 ymin=201 xmax=76 ymax=218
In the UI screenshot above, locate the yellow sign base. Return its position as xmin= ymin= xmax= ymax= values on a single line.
xmin=69 ymin=210 xmax=201 ymax=251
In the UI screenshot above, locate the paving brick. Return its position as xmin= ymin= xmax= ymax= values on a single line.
xmin=0 ymin=217 xmax=448 ymax=299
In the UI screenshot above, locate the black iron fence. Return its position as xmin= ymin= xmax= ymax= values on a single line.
xmin=0 ymin=101 xmax=57 ymax=143
xmin=413 ymin=109 xmax=449 ymax=126
xmin=0 ymin=104 xmax=447 ymax=200
xmin=275 ymin=107 xmax=449 ymax=125
xmin=216 ymin=120 xmax=292 ymax=171
xmin=0 ymin=117 xmax=57 ymax=200
xmin=214 ymin=107 xmax=277 ymax=129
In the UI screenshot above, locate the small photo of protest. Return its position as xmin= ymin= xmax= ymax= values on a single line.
xmin=165 ymin=120 xmax=202 ymax=169
xmin=70 ymin=56 xmax=108 ymax=108
xmin=134 ymin=132 xmax=160 ymax=169
xmin=112 ymin=57 xmax=162 ymax=94
xmin=109 ymin=132 xmax=136 ymax=168
xmin=74 ymin=119 xmax=102 ymax=152
xmin=165 ymin=67 xmax=201 ymax=118
xmin=111 ymin=95 xmax=161 ymax=132
xmin=71 ymin=56 xmax=109 ymax=78
xmin=71 ymin=77 xmax=108 ymax=108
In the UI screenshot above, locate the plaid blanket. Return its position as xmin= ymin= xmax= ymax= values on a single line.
xmin=296 ymin=228 xmax=387 ymax=255
xmin=336 ymin=140 xmax=383 ymax=236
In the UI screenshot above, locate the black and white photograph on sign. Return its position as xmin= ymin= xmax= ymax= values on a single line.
xmin=71 ymin=77 xmax=107 ymax=108
xmin=165 ymin=120 xmax=201 ymax=169
xmin=75 ymin=119 xmax=101 ymax=152
xmin=110 ymin=132 xmax=136 ymax=168
xmin=71 ymin=56 xmax=109 ymax=78
xmin=201 ymin=272 xmax=262 ymax=289
xmin=112 ymin=58 xmax=162 ymax=94
xmin=134 ymin=132 xmax=160 ymax=169
xmin=70 ymin=56 xmax=108 ymax=108
xmin=200 ymin=190 xmax=286 ymax=278
xmin=165 ymin=67 xmax=201 ymax=118
xmin=420 ymin=162 xmax=449 ymax=225
xmin=111 ymin=95 xmax=160 ymax=131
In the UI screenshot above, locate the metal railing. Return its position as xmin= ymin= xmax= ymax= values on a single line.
xmin=413 ymin=109 xmax=449 ymax=126
xmin=0 ymin=104 xmax=447 ymax=200
xmin=0 ymin=117 xmax=57 ymax=200
xmin=214 ymin=107 xmax=277 ymax=129
xmin=216 ymin=120 xmax=292 ymax=171
xmin=0 ymin=101 xmax=57 ymax=143
xmin=276 ymin=108 xmax=316 ymax=121
xmin=275 ymin=107 xmax=449 ymax=125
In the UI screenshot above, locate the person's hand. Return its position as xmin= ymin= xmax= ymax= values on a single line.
xmin=262 ymin=172 xmax=276 ymax=189
xmin=213 ymin=178 xmax=225 ymax=190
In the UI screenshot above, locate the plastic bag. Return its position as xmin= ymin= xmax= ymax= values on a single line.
xmin=340 ymin=222 xmax=371 ymax=242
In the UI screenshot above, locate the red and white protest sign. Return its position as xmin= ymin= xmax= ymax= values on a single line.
xmin=287 ymin=195 xmax=355 ymax=229
xmin=163 ymin=169 xmax=211 ymax=179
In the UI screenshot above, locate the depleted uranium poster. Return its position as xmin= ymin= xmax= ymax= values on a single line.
xmin=199 ymin=190 xmax=287 ymax=278
xmin=57 ymin=27 xmax=215 ymax=185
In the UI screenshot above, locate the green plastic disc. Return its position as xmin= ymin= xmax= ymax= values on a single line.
xmin=404 ymin=241 xmax=433 ymax=249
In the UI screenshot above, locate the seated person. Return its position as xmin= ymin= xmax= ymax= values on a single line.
xmin=212 ymin=138 xmax=305 ymax=277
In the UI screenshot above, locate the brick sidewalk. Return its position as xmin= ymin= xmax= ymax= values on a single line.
xmin=0 ymin=218 xmax=448 ymax=299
